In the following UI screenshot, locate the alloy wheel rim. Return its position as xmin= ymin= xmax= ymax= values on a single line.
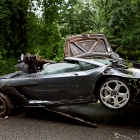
xmin=100 ymin=80 xmax=130 ymax=109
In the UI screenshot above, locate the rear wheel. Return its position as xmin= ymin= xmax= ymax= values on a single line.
xmin=0 ymin=92 xmax=13 ymax=116
xmin=98 ymin=77 xmax=131 ymax=110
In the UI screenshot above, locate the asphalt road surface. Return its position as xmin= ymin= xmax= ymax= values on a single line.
xmin=0 ymin=103 xmax=140 ymax=140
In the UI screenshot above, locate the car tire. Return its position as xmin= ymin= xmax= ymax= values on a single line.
xmin=0 ymin=92 xmax=13 ymax=116
xmin=98 ymin=77 xmax=131 ymax=110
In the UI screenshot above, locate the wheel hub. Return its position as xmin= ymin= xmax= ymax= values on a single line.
xmin=111 ymin=90 xmax=118 ymax=96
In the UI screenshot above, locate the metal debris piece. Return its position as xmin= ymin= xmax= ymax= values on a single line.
xmin=5 ymin=116 xmax=9 ymax=119
xmin=46 ymin=108 xmax=97 ymax=128
xmin=114 ymin=133 xmax=132 ymax=140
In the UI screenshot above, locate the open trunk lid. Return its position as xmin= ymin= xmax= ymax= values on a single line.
xmin=64 ymin=34 xmax=113 ymax=58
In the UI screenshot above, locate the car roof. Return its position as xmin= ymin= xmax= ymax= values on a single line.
xmin=64 ymin=57 xmax=105 ymax=67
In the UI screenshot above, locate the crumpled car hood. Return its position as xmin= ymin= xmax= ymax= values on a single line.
xmin=128 ymin=68 xmax=140 ymax=78
xmin=103 ymin=67 xmax=140 ymax=79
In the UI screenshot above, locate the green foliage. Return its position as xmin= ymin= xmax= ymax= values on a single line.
xmin=59 ymin=1 xmax=97 ymax=35
xmin=0 ymin=0 xmax=29 ymax=58
xmin=1 ymin=0 xmax=140 ymax=75
xmin=104 ymin=0 xmax=140 ymax=60
xmin=27 ymin=37 xmax=65 ymax=61
xmin=0 ymin=52 xmax=17 ymax=75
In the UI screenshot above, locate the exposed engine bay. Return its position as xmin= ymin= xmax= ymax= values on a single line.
xmin=15 ymin=54 xmax=56 ymax=73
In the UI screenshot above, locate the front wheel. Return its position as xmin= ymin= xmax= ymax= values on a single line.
xmin=0 ymin=92 xmax=13 ymax=116
xmin=98 ymin=77 xmax=131 ymax=110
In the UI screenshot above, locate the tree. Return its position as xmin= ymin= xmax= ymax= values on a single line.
xmin=59 ymin=0 xmax=99 ymax=36
xmin=0 ymin=0 xmax=30 ymax=58
xmin=104 ymin=0 xmax=140 ymax=59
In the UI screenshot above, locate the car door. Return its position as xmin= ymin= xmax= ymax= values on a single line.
xmin=31 ymin=62 xmax=94 ymax=103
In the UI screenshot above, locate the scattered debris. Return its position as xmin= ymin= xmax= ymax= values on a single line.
xmin=5 ymin=116 xmax=9 ymax=119
xmin=114 ymin=133 xmax=132 ymax=140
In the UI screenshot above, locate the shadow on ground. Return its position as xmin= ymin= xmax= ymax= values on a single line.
xmin=17 ymin=103 xmax=140 ymax=128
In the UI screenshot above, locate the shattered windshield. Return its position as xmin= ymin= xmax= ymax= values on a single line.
xmin=41 ymin=63 xmax=81 ymax=74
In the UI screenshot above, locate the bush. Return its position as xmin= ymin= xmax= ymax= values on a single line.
xmin=27 ymin=38 xmax=65 ymax=62
xmin=119 ymin=51 xmax=140 ymax=61
xmin=0 ymin=53 xmax=17 ymax=75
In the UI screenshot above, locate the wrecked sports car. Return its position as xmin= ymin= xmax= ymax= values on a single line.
xmin=0 ymin=34 xmax=140 ymax=117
